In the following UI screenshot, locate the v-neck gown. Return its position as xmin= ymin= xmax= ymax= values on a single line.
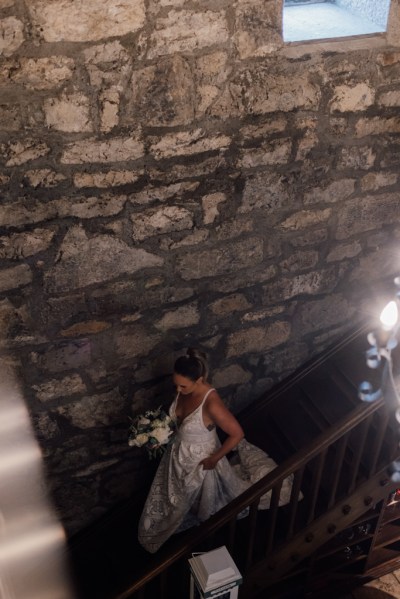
xmin=138 ymin=389 xmax=294 ymax=553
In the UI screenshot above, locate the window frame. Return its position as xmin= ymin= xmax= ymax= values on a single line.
xmin=281 ymin=0 xmax=399 ymax=57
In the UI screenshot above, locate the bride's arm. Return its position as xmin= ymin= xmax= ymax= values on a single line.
xmin=200 ymin=392 xmax=244 ymax=470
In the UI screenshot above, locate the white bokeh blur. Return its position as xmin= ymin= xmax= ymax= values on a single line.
xmin=0 ymin=357 xmax=76 ymax=599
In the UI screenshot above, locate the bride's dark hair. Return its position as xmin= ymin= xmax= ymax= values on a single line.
xmin=174 ymin=348 xmax=208 ymax=382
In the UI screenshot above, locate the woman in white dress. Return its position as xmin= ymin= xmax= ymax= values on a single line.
xmin=138 ymin=349 xmax=293 ymax=553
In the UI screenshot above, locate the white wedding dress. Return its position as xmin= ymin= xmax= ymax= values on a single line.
xmin=138 ymin=389 xmax=295 ymax=553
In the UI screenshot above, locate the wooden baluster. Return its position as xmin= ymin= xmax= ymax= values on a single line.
xmin=348 ymin=415 xmax=371 ymax=494
xmin=265 ymin=480 xmax=283 ymax=556
xmin=368 ymin=407 xmax=390 ymax=476
xmin=286 ymin=466 xmax=304 ymax=540
xmin=180 ymin=559 xmax=190 ymax=598
xmin=307 ymin=447 xmax=327 ymax=524
xmin=227 ymin=516 xmax=237 ymax=554
xmin=244 ymin=499 xmax=260 ymax=573
xmin=160 ymin=570 xmax=168 ymax=599
xmin=328 ymin=432 xmax=349 ymax=509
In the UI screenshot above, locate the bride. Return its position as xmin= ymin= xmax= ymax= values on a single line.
xmin=138 ymin=348 xmax=293 ymax=553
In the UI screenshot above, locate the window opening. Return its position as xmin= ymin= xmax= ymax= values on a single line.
xmin=283 ymin=0 xmax=391 ymax=43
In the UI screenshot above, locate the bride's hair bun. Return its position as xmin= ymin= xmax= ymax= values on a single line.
xmin=174 ymin=348 xmax=208 ymax=381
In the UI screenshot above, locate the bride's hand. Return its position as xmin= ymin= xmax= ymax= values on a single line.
xmin=200 ymin=455 xmax=218 ymax=470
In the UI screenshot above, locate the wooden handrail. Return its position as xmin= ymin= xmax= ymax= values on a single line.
xmin=116 ymin=395 xmax=387 ymax=599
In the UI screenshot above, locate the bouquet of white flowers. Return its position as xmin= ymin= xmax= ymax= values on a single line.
xmin=128 ymin=406 xmax=176 ymax=459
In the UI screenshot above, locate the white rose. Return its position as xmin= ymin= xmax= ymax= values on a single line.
xmin=131 ymin=433 xmax=149 ymax=447
xmin=151 ymin=419 xmax=163 ymax=428
xmin=138 ymin=417 xmax=150 ymax=426
xmin=151 ymin=427 xmax=171 ymax=445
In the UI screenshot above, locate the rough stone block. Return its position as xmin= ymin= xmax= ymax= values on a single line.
xmin=326 ymin=241 xmax=361 ymax=262
xmin=212 ymin=364 xmax=252 ymax=388
xmin=336 ymin=194 xmax=400 ymax=239
xmin=296 ymin=131 xmax=319 ymax=161
xmin=115 ymin=324 xmax=161 ymax=358
xmin=33 ymin=374 xmax=86 ymax=402
xmin=227 ymin=321 xmax=291 ymax=357
xmin=32 ymin=412 xmax=60 ymax=440
xmin=209 ymin=293 xmax=251 ymax=316
xmin=378 ymin=90 xmax=400 ymax=106
xmin=294 ymin=294 xmax=355 ymax=334
xmin=211 ymin=264 xmax=277 ymax=294
xmin=155 ymin=302 xmax=200 ymax=330
xmin=262 ymin=267 xmax=338 ymax=304
xmin=30 ymin=339 xmax=92 ymax=373
xmin=148 ymin=10 xmax=229 ymax=58
xmin=242 ymin=305 xmax=285 ymax=323
xmin=24 ymin=169 xmax=66 ymax=188
xmin=240 ymin=171 xmax=293 ymax=214
xmin=44 ymin=92 xmax=92 ymax=132
xmin=239 ymin=138 xmax=292 ymax=168
xmin=61 ymin=321 xmax=111 ymax=338
xmin=355 ymin=116 xmax=400 ymax=137
xmin=0 ymin=104 xmax=23 ymax=131
xmin=234 ymin=0 xmax=283 ymax=59
xmin=0 ymin=228 xmax=55 ymax=259
xmin=159 ymin=229 xmax=209 ymax=251
xmin=0 ymin=17 xmax=24 ymax=56
xmin=176 ymin=237 xmax=264 ymax=280
xmin=128 ymin=55 xmax=194 ymax=127
xmin=330 ymin=83 xmax=375 ymax=112
xmin=28 ymin=0 xmax=145 ymax=42
xmin=100 ymin=89 xmax=120 ymax=132
xmin=131 ymin=206 xmax=193 ymax=241
xmin=280 ymin=250 xmax=319 ymax=273
xmin=149 ymin=156 xmax=226 ymax=183
xmin=195 ymin=51 xmax=229 ymax=116
xmin=56 ymin=388 xmax=125 ymax=428
xmin=45 ymin=226 xmax=163 ymax=293
xmin=5 ymin=139 xmax=50 ymax=167
xmin=74 ymin=170 xmax=140 ymax=188
xmin=339 ymin=145 xmax=376 ymax=171
xmin=202 ymin=193 xmax=226 ymax=224
xmin=241 ymin=70 xmax=321 ymax=114
xmin=304 ymin=179 xmax=356 ymax=205
xmin=83 ymin=41 xmax=131 ymax=88
xmin=280 ymin=209 xmax=331 ymax=231
xmin=349 ymin=245 xmax=400 ymax=282
xmin=377 ymin=51 xmax=400 ymax=66
xmin=66 ymin=195 xmax=126 ymax=220
xmin=11 ymin=56 xmax=74 ymax=90
xmin=215 ymin=218 xmax=254 ymax=241
xmin=0 ymin=263 xmax=32 ymax=291
xmin=129 ymin=181 xmax=199 ymax=206
xmin=61 ymin=136 xmax=144 ymax=164
xmin=150 ymin=129 xmax=230 ymax=160
xmin=361 ymin=172 xmax=398 ymax=191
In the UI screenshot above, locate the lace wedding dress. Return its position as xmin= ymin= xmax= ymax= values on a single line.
xmin=138 ymin=389 xmax=295 ymax=553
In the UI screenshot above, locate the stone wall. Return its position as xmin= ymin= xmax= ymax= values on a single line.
xmin=1 ymin=0 xmax=400 ymax=534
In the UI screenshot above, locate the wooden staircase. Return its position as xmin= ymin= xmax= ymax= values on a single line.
xmin=67 ymin=325 xmax=400 ymax=599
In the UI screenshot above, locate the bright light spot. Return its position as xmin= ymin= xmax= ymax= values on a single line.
xmin=0 ymin=360 xmax=76 ymax=599
xmin=380 ymin=300 xmax=399 ymax=330
xmin=0 ymin=445 xmax=42 ymax=475
xmin=0 ymin=525 xmax=65 ymax=562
